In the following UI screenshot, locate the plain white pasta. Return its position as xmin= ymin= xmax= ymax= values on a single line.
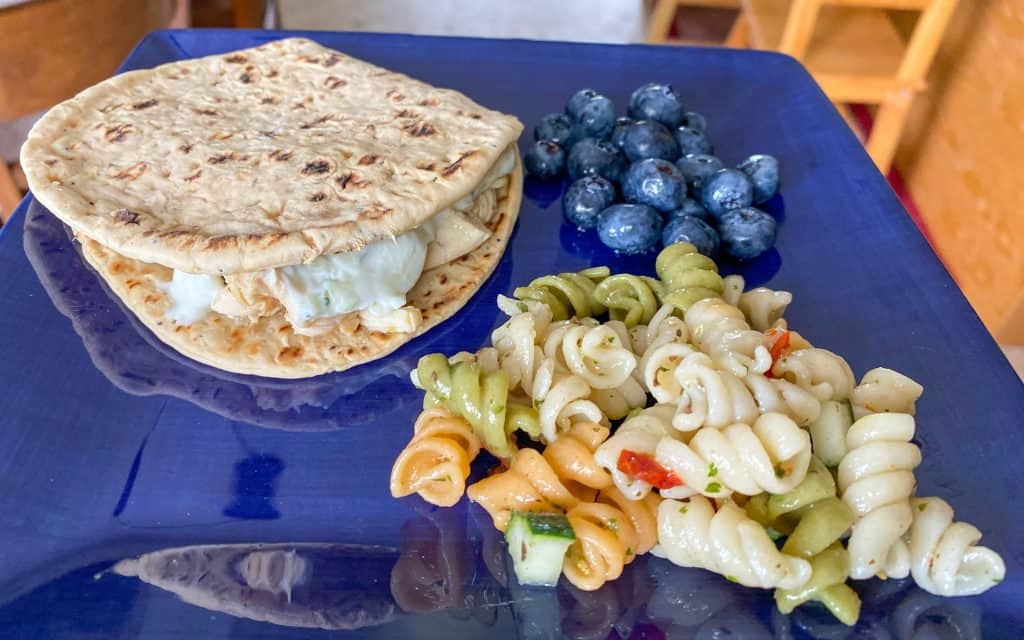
xmin=722 ymin=274 xmax=745 ymax=307
xmin=684 ymin=297 xmax=772 ymax=378
xmin=537 ymin=373 xmax=605 ymax=442
xmin=665 ymin=352 xmax=759 ymax=432
xmin=557 ymin=322 xmax=638 ymax=390
xmin=653 ymin=497 xmax=812 ymax=590
xmin=742 ymin=372 xmax=822 ymax=426
xmin=656 ymin=412 xmax=812 ymax=498
xmin=850 ymin=367 xmax=924 ymax=418
xmin=593 ymin=405 xmax=677 ymax=501
xmin=772 ymin=347 xmax=856 ymax=402
xmin=907 ymin=497 xmax=1006 ymax=596
xmin=738 ymin=287 xmax=793 ymax=332
xmin=837 ymin=413 xmax=922 ymax=580
xmin=588 ymin=378 xmax=647 ymax=420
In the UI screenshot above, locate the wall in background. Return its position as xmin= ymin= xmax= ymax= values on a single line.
xmin=895 ymin=0 xmax=1024 ymax=340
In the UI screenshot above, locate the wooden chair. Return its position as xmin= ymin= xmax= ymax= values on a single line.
xmin=0 ymin=0 xmax=177 ymax=222
xmin=733 ymin=0 xmax=960 ymax=173
xmin=647 ymin=0 xmax=750 ymax=47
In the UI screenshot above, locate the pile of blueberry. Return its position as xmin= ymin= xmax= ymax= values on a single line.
xmin=524 ymin=84 xmax=780 ymax=260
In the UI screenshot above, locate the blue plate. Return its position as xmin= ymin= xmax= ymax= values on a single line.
xmin=1 ymin=29 xmax=1021 ymax=639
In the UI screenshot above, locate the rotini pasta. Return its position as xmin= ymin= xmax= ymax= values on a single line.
xmin=738 ymin=286 xmax=793 ymax=332
xmin=467 ymin=422 xmax=612 ymax=531
xmin=850 ymin=367 xmax=923 ymax=418
xmin=656 ymin=412 xmax=812 ymax=498
xmin=546 ymin=320 xmax=637 ymax=390
xmin=907 ymin=497 xmax=1006 ymax=596
xmin=837 ymin=412 xmax=922 ymax=580
xmin=592 ymin=274 xmax=661 ymax=328
xmin=390 ymin=408 xmax=482 ymax=507
xmin=722 ymin=274 xmax=744 ymax=307
xmin=653 ymin=496 xmax=812 ymax=590
xmin=594 ymin=405 xmax=678 ymax=501
xmin=512 ymin=267 xmax=610 ymax=321
xmin=658 ymin=351 xmax=759 ymax=432
xmin=415 ymin=353 xmax=537 ymax=457
xmin=685 ymin=297 xmax=772 ymax=377
xmin=655 ymin=242 xmax=726 ymax=311
xmin=563 ymin=488 xmax=660 ymax=591
xmin=772 ymin=347 xmax=855 ymax=402
xmin=743 ymin=372 xmax=822 ymax=426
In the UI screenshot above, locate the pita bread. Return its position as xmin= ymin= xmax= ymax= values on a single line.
xmin=77 ymin=159 xmax=522 ymax=378
xmin=21 ymin=37 xmax=523 ymax=274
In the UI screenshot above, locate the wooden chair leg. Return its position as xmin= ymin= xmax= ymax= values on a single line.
xmin=866 ymin=88 xmax=915 ymax=174
xmin=646 ymin=0 xmax=679 ymax=44
xmin=0 ymin=162 xmax=21 ymax=223
xmin=724 ymin=12 xmax=750 ymax=48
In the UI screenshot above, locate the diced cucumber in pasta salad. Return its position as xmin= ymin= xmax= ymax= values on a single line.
xmin=389 ymin=242 xmax=1006 ymax=626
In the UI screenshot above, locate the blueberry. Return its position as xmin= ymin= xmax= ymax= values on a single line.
xmin=666 ymin=198 xmax=711 ymax=223
xmin=701 ymin=168 xmax=754 ymax=219
xmin=523 ymin=140 xmax=566 ymax=180
xmin=681 ymin=111 xmax=707 ymax=133
xmin=570 ymin=94 xmax=616 ymax=140
xmin=566 ymin=89 xmax=599 ymax=120
xmin=718 ymin=206 xmax=777 ymax=261
xmin=673 ymin=126 xmax=713 ymax=156
xmin=533 ymin=113 xmax=573 ymax=146
xmin=621 ymin=158 xmax=688 ymax=212
xmin=610 ymin=117 xmax=634 ymax=149
xmin=567 ymin=138 xmax=627 ymax=182
xmin=663 ymin=215 xmax=720 ymax=256
xmin=676 ymin=154 xmax=724 ymax=194
xmin=597 ymin=204 xmax=663 ymax=255
xmin=738 ymin=154 xmax=780 ymax=203
xmin=628 ymin=83 xmax=685 ymax=129
xmin=563 ymin=176 xmax=617 ymax=230
xmin=620 ymin=120 xmax=680 ymax=162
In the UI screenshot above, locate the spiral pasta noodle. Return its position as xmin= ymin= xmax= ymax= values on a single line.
xmin=594 ymin=405 xmax=678 ymax=501
xmin=390 ymin=408 xmax=482 ymax=507
xmin=654 ymin=496 xmax=812 ymax=590
xmin=512 ymin=267 xmax=610 ymax=321
xmin=415 ymin=353 xmax=540 ymax=458
xmin=907 ymin=497 xmax=1005 ymax=596
xmin=655 ymin=242 xmax=725 ymax=312
xmin=772 ymin=347 xmax=855 ymax=402
xmin=850 ymin=367 xmax=923 ymax=418
xmin=746 ymin=458 xmax=860 ymax=625
xmin=467 ymin=421 xmax=612 ymax=531
xmin=837 ymin=412 xmax=922 ymax=580
xmin=657 ymin=351 xmax=759 ymax=432
xmin=591 ymin=274 xmax=661 ymax=328
xmin=656 ymin=412 xmax=812 ymax=498
xmin=685 ymin=297 xmax=772 ymax=378
xmin=563 ymin=488 xmax=660 ymax=591
xmin=743 ymin=372 xmax=822 ymax=427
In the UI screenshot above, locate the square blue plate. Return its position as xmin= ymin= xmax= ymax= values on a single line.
xmin=1 ymin=29 xmax=1021 ymax=639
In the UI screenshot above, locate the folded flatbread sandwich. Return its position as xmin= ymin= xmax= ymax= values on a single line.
xmin=21 ymin=38 xmax=523 ymax=378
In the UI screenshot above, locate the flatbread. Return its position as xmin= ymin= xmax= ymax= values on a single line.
xmin=77 ymin=158 xmax=522 ymax=379
xmin=21 ymin=37 xmax=523 ymax=274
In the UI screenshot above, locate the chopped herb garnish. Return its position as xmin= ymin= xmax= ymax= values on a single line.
xmin=726 ymin=575 xmax=738 ymax=583
xmin=708 ymin=462 xmax=718 ymax=477
xmin=606 ymin=336 xmax=615 ymax=344
xmin=516 ymin=302 xmax=528 ymax=313
xmin=322 ymin=293 xmax=331 ymax=306
xmin=705 ymin=481 xmax=722 ymax=493
xmin=626 ymin=547 xmax=633 ymax=557
xmin=533 ymin=398 xmax=541 ymax=408
xmin=439 ymin=475 xmax=452 ymax=482
xmin=492 ymin=405 xmax=505 ymax=414
xmin=774 ymin=463 xmax=786 ymax=479
xmin=606 ymin=518 xmax=618 ymax=533
xmin=918 ymin=503 xmax=928 ymax=512
xmin=679 ymin=505 xmax=688 ymax=514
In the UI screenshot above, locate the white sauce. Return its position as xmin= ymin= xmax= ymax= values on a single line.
xmin=271 ymin=224 xmax=435 ymax=323
xmin=164 ymin=271 xmax=225 ymax=324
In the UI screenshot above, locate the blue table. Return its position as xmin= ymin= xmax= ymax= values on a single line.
xmin=0 ymin=29 xmax=1020 ymax=639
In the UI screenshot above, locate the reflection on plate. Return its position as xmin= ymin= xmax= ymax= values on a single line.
xmin=23 ymin=201 xmax=511 ymax=431
xmin=103 ymin=502 xmax=984 ymax=639
xmin=109 ymin=543 xmax=399 ymax=631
